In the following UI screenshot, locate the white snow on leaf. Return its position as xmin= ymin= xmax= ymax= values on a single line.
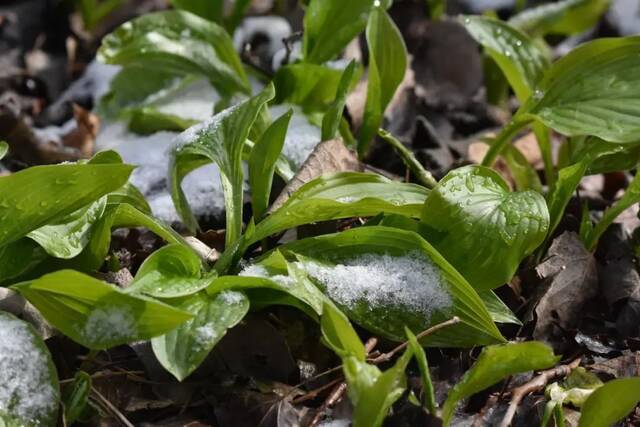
xmin=217 ymin=290 xmax=246 ymax=305
xmin=302 ymin=252 xmax=451 ymax=318
xmin=81 ymin=306 xmax=137 ymax=345
xmin=0 ymin=313 xmax=58 ymax=424
xmin=239 ymin=264 xmax=295 ymax=287
xmin=194 ymin=324 xmax=219 ymax=347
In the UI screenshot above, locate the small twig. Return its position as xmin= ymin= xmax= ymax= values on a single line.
xmin=91 ymin=387 xmax=135 ymax=427
xmin=183 ymin=236 xmax=220 ymax=263
xmin=310 ymin=338 xmax=378 ymax=426
xmin=291 ymin=378 xmax=343 ymax=405
xmin=369 ymin=317 xmax=461 ymax=364
xmin=499 ymin=358 xmax=581 ymax=427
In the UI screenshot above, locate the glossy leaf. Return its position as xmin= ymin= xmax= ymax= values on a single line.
xmin=169 ymin=84 xmax=275 ymax=244
xmin=579 ymin=377 xmax=640 ymax=427
xmin=460 ymin=15 xmax=550 ymax=101
xmin=63 ymin=371 xmax=91 ymax=425
xmin=273 ymin=64 xmax=346 ymax=113
xmin=523 ymin=36 xmax=640 ymax=144
xmin=282 ymin=226 xmax=505 ymax=347
xmin=152 ymin=290 xmax=249 ymax=380
xmin=442 ymin=341 xmax=559 ymax=425
xmin=249 ymin=172 xmax=429 ymax=246
xmin=249 ymin=109 xmax=292 ymax=220
xmin=420 ymin=165 xmax=549 ymax=291
xmin=302 ymin=0 xmax=374 ymax=64
xmin=322 ymin=60 xmax=357 ymax=141
xmin=169 ymin=0 xmax=223 ymax=23
xmin=405 ymin=327 xmax=437 ymax=414
xmin=0 ymin=162 xmax=133 ymax=248
xmin=128 ymin=107 xmax=198 ymax=135
xmin=344 ymin=346 xmax=413 ymax=427
xmin=509 ymin=0 xmax=611 ymax=36
xmin=126 ymin=244 xmax=211 ymax=298
xmin=0 ymin=311 xmax=60 ymax=427
xmin=26 ymin=197 xmax=107 ymax=259
xmin=358 ymin=7 xmax=407 ymax=155
xmin=98 ymin=10 xmax=249 ymax=96
xmin=12 ymin=270 xmax=192 ymax=349
xmin=321 ymin=302 xmax=366 ymax=360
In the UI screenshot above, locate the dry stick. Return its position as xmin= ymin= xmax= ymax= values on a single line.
xmin=499 ymin=358 xmax=581 ymax=427
xmin=91 ymin=387 xmax=135 ymax=427
xmin=368 ymin=316 xmax=461 ymax=364
xmin=309 ymin=338 xmax=379 ymax=427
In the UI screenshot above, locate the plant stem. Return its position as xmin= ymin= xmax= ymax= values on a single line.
xmin=378 ymin=129 xmax=438 ymax=189
xmin=482 ymin=118 xmax=530 ymax=167
xmin=533 ymin=123 xmax=556 ymax=192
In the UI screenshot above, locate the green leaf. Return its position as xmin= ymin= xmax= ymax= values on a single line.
xmin=420 ymin=165 xmax=549 ymax=291
xmin=547 ymin=160 xmax=590 ymax=242
xmin=509 ymin=0 xmax=612 ymax=37
xmin=322 ymin=60 xmax=358 ymax=141
xmin=405 ymin=327 xmax=437 ymax=414
xmin=442 ymin=341 xmax=559 ymax=425
xmin=126 ymin=244 xmax=211 ymax=298
xmin=169 ymin=83 xmax=275 ymax=244
xmin=524 ymin=36 xmax=640 ymax=144
xmin=302 ymin=0 xmax=374 ymax=64
xmin=12 ymin=270 xmax=192 ymax=349
xmin=169 ymin=0 xmax=223 ymax=23
xmin=579 ymin=377 xmax=640 ymax=427
xmin=273 ymin=64 xmax=347 ymax=113
xmin=128 ymin=107 xmax=198 ymax=135
xmin=63 ymin=371 xmax=91 ymax=425
xmin=321 ymin=302 xmax=366 ymax=360
xmin=460 ymin=15 xmax=550 ymax=102
xmin=0 ymin=162 xmax=133 ymax=248
xmin=248 ymin=172 xmax=429 ymax=246
xmin=98 ymin=10 xmax=249 ymax=96
xmin=249 ymin=109 xmax=293 ymax=220
xmin=281 ymin=226 xmax=505 ymax=347
xmin=26 ymin=197 xmax=107 ymax=259
xmin=480 ymin=291 xmax=522 ymax=325
xmin=0 ymin=239 xmax=48 ymax=285
xmin=427 ymin=0 xmax=446 ymax=20
xmin=152 ymin=290 xmax=249 ymax=381
xmin=358 ymin=7 xmax=407 ymax=156
xmin=99 ymin=67 xmax=189 ymax=119
xmin=344 ymin=346 xmax=414 ymax=427
xmin=0 ymin=141 xmax=7 ymax=160
xmin=0 ymin=311 xmax=60 ymax=427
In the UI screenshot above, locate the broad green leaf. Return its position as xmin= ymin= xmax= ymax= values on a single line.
xmin=344 ymin=346 xmax=413 ymax=427
xmin=322 ymin=60 xmax=358 ymax=141
xmin=480 ymin=291 xmax=522 ymax=325
xmin=281 ymin=226 xmax=505 ymax=347
xmin=0 ymin=239 xmax=47 ymax=285
xmin=152 ymin=290 xmax=249 ymax=380
xmin=0 ymin=162 xmax=133 ymax=248
xmin=524 ymin=37 xmax=640 ymax=144
xmin=99 ymin=67 xmax=189 ymax=119
xmin=570 ymin=138 xmax=640 ymax=175
xmin=26 ymin=197 xmax=107 ymax=259
xmin=0 ymin=311 xmax=60 ymax=427
xmin=358 ymin=7 xmax=407 ymax=156
xmin=442 ymin=341 xmax=559 ymax=425
xmin=0 ymin=141 xmax=7 ymax=160
xmin=460 ymin=15 xmax=550 ymax=101
xmin=321 ymin=302 xmax=366 ymax=360
xmin=249 ymin=109 xmax=292 ymax=220
xmin=169 ymin=84 xmax=275 ymax=244
xmin=248 ymin=172 xmax=429 ymax=246
xmin=509 ymin=0 xmax=612 ymax=37
xmin=579 ymin=377 xmax=640 ymax=427
xmin=302 ymin=0 xmax=374 ymax=64
xmin=126 ymin=244 xmax=211 ymax=298
xmin=128 ymin=107 xmax=198 ymax=135
xmin=420 ymin=165 xmax=549 ymax=291
xmin=98 ymin=10 xmax=249 ymax=96
xmin=169 ymin=0 xmax=223 ymax=23
xmin=12 ymin=270 xmax=192 ymax=349
xmin=405 ymin=327 xmax=437 ymax=414
xmin=208 ymin=250 xmax=326 ymax=316
xmin=63 ymin=371 xmax=91 ymax=425
xmin=272 ymin=64 xmax=346 ymax=113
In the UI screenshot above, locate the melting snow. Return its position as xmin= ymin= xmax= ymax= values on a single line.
xmin=303 ymin=252 xmax=451 ymax=317
xmin=81 ymin=306 xmax=137 ymax=345
xmin=217 ymin=290 xmax=246 ymax=305
xmin=239 ymin=264 xmax=295 ymax=287
xmin=271 ymin=104 xmax=321 ymax=167
xmin=194 ymin=324 xmax=219 ymax=347
xmin=0 ymin=314 xmax=58 ymax=424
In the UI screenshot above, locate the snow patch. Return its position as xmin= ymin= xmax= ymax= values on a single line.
xmin=303 ymin=252 xmax=451 ymax=318
xmin=239 ymin=264 xmax=295 ymax=287
xmin=194 ymin=324 xmax=219 ymax=347
xmin=217 ymin=290 xmax=246 ymax=305
xmin=0 ymin=314 xmax=57 ymax=424
xmin=271 ymin=104 xmax=321 ymax=167
xmin=81 ymin=306 xmax=137 ymax=345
